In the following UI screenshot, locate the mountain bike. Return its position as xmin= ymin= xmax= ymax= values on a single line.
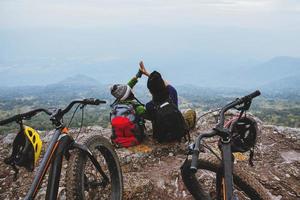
xmin=181 ymin=91 xmax=271 ymax=200
xmin=0 ymin=98 xmax=123 ymax=200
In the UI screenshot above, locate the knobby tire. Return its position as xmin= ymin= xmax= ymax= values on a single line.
xmin=181 ymin=156 xmax=271 ymax=200
xmin=66 ymin=134 xmax=123 ymax=200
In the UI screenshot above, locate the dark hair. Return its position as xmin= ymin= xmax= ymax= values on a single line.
xmin=147 ymin=71 xmax=169 ymax=103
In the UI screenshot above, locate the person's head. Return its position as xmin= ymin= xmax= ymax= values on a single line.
xmin=147 ymin=71 xmax=169 ymax=102
xmin=110 ymin=84 xmax=134 ymax=101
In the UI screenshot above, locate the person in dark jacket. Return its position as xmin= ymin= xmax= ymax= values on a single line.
xmin=138 ymin=61 xmax=178 ymax=120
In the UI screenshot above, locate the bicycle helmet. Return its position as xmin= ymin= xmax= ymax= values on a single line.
xmin=5 ymin=125 xmax=42 ymax=171
xmin=226 ymin=116 xmax=259 ymax=153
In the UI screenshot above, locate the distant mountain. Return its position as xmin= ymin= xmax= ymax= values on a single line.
xmin=56 ymin=74 xmax=100 ymax=87
xmin=225 ymin=56 xmax=300 ymax=89
xmin=0 ymin=74 xmax=111 ymax=103
xmin=176 ymin=84 xmax=248 ymax=98
xmin=260 ymin=75 xmax=300 ymax=100
xmin=166 ymin=56 xmax=300 ymax=89
xmin=256 ymin=56 xmax=300 ymax=96
xmin=1 ymin=64 xmax=300 ymax=103
xmin=262 ymin=75 xmax=300 ymax=90
xmin=248 ymin=56 xmax=300 ymax=85
xmin=42 ymin=74 xmax=110 ymax=102
xmin=44 ymin=74 xmax=103 ymax=93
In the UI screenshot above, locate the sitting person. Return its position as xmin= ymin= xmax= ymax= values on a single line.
xmin=110 ymin=61 xmax=196 ymax=145
xmin=139 ymin=61 xmax=178 ymax=115
xmin=109 ymin=72 xmax=146 ymax=147
xmin=138 ymin=61 xmax=196 ymax=143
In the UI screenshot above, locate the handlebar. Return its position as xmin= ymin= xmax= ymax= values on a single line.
xmin=190 ymin=90 xmax=261 ymax=172
xmin=190 ymin=130 xmax=217 ymax=172
xmin=47 ymin=98 xmax=106 ymax=126
xmin=244 ymin=90 xmax=261 ymax=100
xmin=83 ymin=98 xmax=106 ymax=105
xmin=59 ymin=98 xmax=106 ymax=117
xmin=218 ymin=90 xmax=261 ymax=128
xmin=0 ymin=98 xmax=106 ymax=126
xmin=0 ymin=108 xmax=52 ymax=126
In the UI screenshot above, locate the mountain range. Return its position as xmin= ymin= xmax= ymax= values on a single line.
xmin=1 ymin=56 xmax=299 ymax=89
xmin=234 ymin=56 xmax=300 ymax=88
xmin=0 ymin=56 xmax=299 ymax=101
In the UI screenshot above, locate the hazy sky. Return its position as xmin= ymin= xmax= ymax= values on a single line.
xmin=0 ymin=0 xmax=299 ymax=86
xmin=1 ymin=0 xmax=300 ymax=30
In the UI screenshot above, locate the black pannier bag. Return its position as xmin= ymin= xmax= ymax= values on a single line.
xmin=152 ymin=100 xmax=188 ymax=143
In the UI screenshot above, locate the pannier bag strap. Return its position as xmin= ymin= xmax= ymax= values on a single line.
xmin=249 ymin=148 xmax=254 ymax=167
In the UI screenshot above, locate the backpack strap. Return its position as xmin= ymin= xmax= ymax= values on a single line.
xmin=170 ymin=101 xmax=191 ymax=143
xmin=110 ymin=98 xmax=119 ymax=107
xmin=133 ymin=96 xmax=145 ymax=106
xmin=183 ymin=122 xmax=191 ymax=143
xmin=186 ymin=131 xmax=191 ymax=143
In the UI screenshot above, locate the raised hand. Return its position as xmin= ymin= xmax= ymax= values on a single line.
xmin=139 ymin=61 xmax=150 ymax=77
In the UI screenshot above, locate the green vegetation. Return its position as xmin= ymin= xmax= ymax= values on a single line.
xmin=252 ymin=99 xmax=300 ymax=127
xmin=1 ymin=84 xmax=299 ymax=134
xmin=0 ymin=99 xmax=111 ymax=134
xmin=182 ymin=95 xmax=300 ymax=128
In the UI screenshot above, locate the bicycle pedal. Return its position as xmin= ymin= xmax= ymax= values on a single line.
xmin=233 ymin=194 xmax=239 ymax=200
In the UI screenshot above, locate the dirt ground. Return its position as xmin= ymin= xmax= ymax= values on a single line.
xmin=0 ymin=114 xmax=299 ymax=199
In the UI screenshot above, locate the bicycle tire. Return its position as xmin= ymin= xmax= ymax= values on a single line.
xmin=181 ymin=156 xmax=271 ymax=200
xmin=66 ymin=134 xmax=123 ymax=200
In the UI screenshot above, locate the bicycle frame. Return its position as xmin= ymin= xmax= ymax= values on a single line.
xmin=184 ymin=90 xmax=261 ymax=200
xmin=24 ymin=127 xmax=109 ymax=200
xmin=0 ymin=98 xmax=108 ymax=199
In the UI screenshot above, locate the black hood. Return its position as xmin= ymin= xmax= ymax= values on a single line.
xmin=147 ymin=71 xmax=169 ymax=102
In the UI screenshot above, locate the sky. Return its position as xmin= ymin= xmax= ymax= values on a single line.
xmin=0 ymin=0 xmax=300 ymax=86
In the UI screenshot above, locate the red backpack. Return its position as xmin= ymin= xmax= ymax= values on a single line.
xmin=110 ymin=104 xmax=144 ymax=148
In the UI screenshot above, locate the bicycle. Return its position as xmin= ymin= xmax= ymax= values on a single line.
xmin=181 ymin=91 xmax=271 ymax=200
xmin=0 ymin=98 xmax=123 ymax=200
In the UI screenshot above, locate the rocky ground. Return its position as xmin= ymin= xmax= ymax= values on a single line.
xmin=0 ymin=111 xmax=299 ymax=200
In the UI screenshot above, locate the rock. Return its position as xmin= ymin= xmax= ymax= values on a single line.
xmin=280 ymin=151 xmax=300 ymax=163
xmin=0 ymin=113 xmax=299 ymax=199
xmin=2 ymin=133 xmax=16 ymax=144
xmin=274 ymin=176 xmax=281 ymax=181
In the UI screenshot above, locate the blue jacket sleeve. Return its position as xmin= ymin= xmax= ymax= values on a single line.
xmin=167 ymin=85 xmax=178 ymax=107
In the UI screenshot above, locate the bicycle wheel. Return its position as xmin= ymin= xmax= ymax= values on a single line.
xmin=66 ymin=134 xmax=123 ymax=200
xmin=181 ymin=156 xmax=271 ymax=200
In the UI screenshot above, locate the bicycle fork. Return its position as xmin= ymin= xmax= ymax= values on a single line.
xmin=72 ymin=142 xmax=110 ymax=186
xmin=45 ymin=136 xmax=110 ymax=199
